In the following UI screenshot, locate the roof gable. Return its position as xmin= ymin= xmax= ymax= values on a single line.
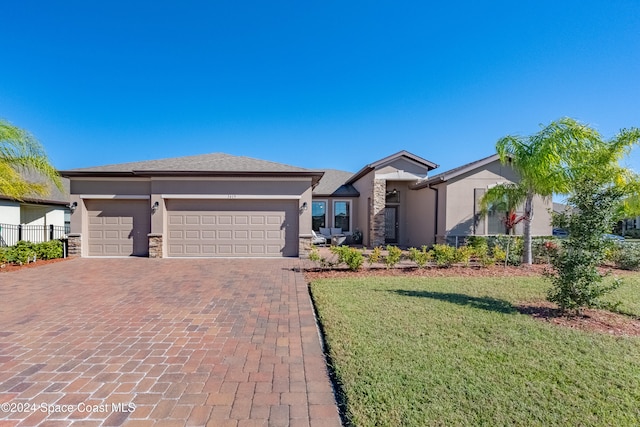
xmin=346 ymin=150 xmax=438 ymax=185
xmin=413 ymin=153 xmax=504 ymax=189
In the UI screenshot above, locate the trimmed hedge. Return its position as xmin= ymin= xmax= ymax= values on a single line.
xmin=0 ymin=240 xmax=64 ymax=265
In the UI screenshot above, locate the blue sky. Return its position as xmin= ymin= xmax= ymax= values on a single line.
xmin=1 ymin=1 xmax=639 ymax=175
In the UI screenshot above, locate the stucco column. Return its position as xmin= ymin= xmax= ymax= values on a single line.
xmin=371 ymin=179 xmax=386 ymax=247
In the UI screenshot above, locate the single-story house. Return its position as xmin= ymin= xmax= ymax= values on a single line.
xmin=0 ymin=177 xmax=70 ymax=246
xmin=59 ymin=151 xmax=552 ymax=258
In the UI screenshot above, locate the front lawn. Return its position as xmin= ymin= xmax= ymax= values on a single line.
xmin=310 ymin=275 xmax=640 ymax=426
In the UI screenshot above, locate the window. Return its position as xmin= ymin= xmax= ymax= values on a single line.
xmin=333 ymin=201 xmax=351 ymax=232
xmin=487 ymin=205 xmax=505 ymax=235
xmin=312 ymin=201 xmax=326 ymax=231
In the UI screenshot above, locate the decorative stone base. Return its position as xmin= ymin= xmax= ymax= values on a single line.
xmin=148 ymin=234 xmax=163 ymax=258
xmin=298 ymin=235 xmax=313 ymax=259
xmin=371 ymin=179 xmax=387 ymax=247
xmin=67 ymin=233 xmax=82 ymax=257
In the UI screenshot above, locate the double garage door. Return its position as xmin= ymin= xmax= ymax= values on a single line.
xmin=86 ymin=198 xmax=298 ymax=257
xmin=166 ymin=199 xmax=298 ymax=257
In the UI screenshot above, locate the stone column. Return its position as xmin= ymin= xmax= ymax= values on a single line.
xmin=67 ymin=233 xmax=82 ymax=257
xmin=148 ymin=234 xmax=163 ymax=258
xmin=371 ymin=179 xmax=387 ymax=247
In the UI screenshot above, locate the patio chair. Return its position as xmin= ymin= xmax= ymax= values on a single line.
xmin=311 ymin=230 xmax=328 ymax=246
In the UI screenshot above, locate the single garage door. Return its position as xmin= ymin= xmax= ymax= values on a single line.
xmin=86 ymin=199 xmax=151 ymax=256
xmin=166 ymin=199 xmax=298 ymax=257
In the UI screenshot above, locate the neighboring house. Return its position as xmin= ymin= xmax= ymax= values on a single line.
xmin=59 ymin=151 xmax=552 ymax=258
xmin=0 ymin=177 xmax=70 ymax=246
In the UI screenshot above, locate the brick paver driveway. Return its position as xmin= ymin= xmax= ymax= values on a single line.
xmin=0 ymin=258 xmax=341 ymax=427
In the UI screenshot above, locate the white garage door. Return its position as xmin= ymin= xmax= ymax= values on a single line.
xmin=86 ymin=199 xmax=151 ymax=256
xmin=166 ymin=199 xmax=298 ymax=257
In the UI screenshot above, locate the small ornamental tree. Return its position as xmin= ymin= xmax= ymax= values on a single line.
xmin=546 ymin=125 xmax=640 ymax=313
xmin=547 ymin=180 xmax=624 ymax=313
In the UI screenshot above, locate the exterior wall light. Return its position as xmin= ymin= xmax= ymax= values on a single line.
xmin=151 ymin=201 xmax=159 ymax=214
xmin=68 ymin=201 xmax=78 ymax=213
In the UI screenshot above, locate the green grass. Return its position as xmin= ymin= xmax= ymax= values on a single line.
xmin=310 ymin=274 xmax=640 ymax=426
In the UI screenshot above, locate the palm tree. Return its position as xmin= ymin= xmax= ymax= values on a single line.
xmin=0 ymin=119 xmax=62 ymax=200
xmin=482 ymin=118 xmax=639 ymax=265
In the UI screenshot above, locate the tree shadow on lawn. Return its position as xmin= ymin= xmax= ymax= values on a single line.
xmin=390 ymin=289 xmax=517 ymax=314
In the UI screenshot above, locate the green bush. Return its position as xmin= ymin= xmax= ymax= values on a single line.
xmin=612 ymin=242 xmax=640 ymax=271
xmin=34 ymin=240 xmax=63 ymax=260
xmin=330 ymin=246 xmax=365 ymax=271
xmin=490 ymin=235 xmax=522 ymax=266
xmin=431 ymin=244 xmax=457 ymax=267
xmin=368 ymin=246 xmax=383 ymax=265
xmin=456 ymin=246 xmax=474 ymax=267
xmin=466 ymin=236 xmax=488 ymax=250
xmin=384 ymin=245 xmax=403 ymax=269
xmin=408 ymin=246 xmax=431 ymax=268
xmin=4 ymin=241 xmax=37 ymax=265
xmin=472 ymin=245 xmax=495 ymax=267
xmin=532 ymin=238 xmax=560 ymax=264
xmin=623 ymin=229 xmax=640 ymax=239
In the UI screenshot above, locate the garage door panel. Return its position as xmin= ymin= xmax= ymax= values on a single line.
xmin=166 ymin=199 xmax=298 ymax=257
xmin=86 ymin=200 xmax=150 ymax=257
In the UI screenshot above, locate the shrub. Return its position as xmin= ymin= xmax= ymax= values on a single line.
xmin=368 ymin=246 xmax=383 ymax=266
xmin=330 ymin=246 xmax=365 ymax=271
xmin=4 ymin=241 xmax=37 ymax=265
xmin=34 ymin=240 xmax=63 ymax=260
xmin=623 ymin=229 xmax=640 ymax=239
xmin=408 ymin=246 xmax=431 ymax=268
xmin=492 ymin=244 xmax=507 ymax=265
xmin=456 ymin=246 xmax=474 ymax=267
xmin=384 ymin=245 xmax=403 ymax=269
xmin=612 ymin=242 xmax=640 ymax=271
xmin=473 ymin=245 xmax=495 ymax=267
xmin=431 ymin=244 xmax=457 ymax=267
xmin=491 ymin=235 xmax=523 ymax=266
xmin=466 ymin=236 xmax=488 ymax=250
xmin=532 ymin=238 xmax=560 ymax=264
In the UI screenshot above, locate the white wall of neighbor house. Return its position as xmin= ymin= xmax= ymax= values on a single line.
xmin=0 ymin=200 xmax=20 ymax=224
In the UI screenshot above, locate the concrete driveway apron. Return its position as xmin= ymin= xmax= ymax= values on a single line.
xmin=0 ymin=258 xmax=341 ymax=427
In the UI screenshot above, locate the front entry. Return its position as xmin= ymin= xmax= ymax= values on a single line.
xmin=385 ymin=206 xmax=398 ymax=244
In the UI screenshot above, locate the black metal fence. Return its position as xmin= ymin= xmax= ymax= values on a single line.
xmin=0 ymin=223 xmax=70 ymax=247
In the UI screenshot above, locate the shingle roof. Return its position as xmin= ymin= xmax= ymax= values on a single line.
xmin=63 ymin=152 xmax=312 ymax=173
xmin=313 ymin=170 xmax=360 ymax=197
xmin=413 ymin=153 xmax=502 ymax=189
xmin=0 ymin=171 xmax=69 ymax=206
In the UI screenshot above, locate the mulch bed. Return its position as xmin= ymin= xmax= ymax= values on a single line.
xmin=0 ymin=257 xmax=70 ymax=273
xmin=304 ymin=263 xmax=640 ymax=337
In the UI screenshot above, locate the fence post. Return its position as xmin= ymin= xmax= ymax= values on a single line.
xmin=18 ymin=224 xmax=22 ymax=242
xmin=49 ymin=224 xmax=54 ymax=241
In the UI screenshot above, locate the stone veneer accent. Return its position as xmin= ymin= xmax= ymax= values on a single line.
xmin=298 ymin=235 xmax=312 ymax=259
xmin=370 ymin=179 xmax=387 ymax=247
xmin=148 ymin=234 xmax=163 ymax=258
xmin=67 ymin=233 xmax=82 ymax=257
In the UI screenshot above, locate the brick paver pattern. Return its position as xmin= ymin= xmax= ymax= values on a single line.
xmin=0 ymin=258 xmax=341 ymax=427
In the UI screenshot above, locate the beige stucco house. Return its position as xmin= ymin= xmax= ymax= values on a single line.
xmin=59 ymin=151 xmax=552 ymax=258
